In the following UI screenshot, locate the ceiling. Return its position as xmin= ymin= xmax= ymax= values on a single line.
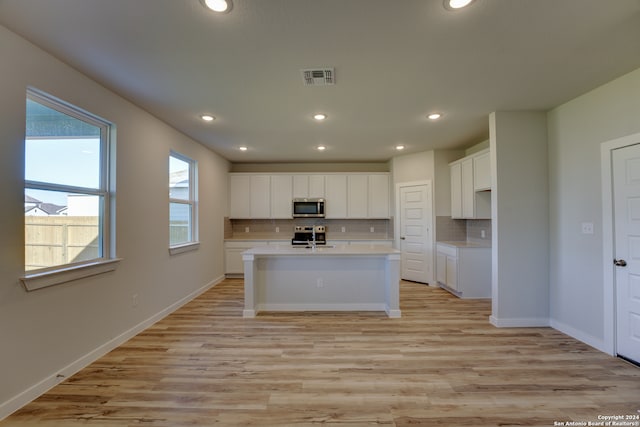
xmin=2 ymin=0 xmax=640 ymax=163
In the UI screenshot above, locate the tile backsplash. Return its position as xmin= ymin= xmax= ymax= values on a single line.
xmin=436 ymin=216 xmax=467 ymax=241
xmin=466 ymin=219 xmax=492 ymax=242
xmin=436 ymin=216 xmax=491 ymax=243
xmin=227 ymin=218 xmax=391 ymax=240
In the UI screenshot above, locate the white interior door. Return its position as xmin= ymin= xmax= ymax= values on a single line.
xmin=613 ymin=143 xmax=640 ymax=364
xmin=398 ymin=183 xmax=432 ymax=284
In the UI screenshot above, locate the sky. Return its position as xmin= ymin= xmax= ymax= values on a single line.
xmin=25 ymin=137 xmax=100 ymax=206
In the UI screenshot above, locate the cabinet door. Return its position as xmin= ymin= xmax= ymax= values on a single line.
xmin=368 ymin=174 xmax=390 ymax=218
xmin=308 ymin=175 xmax=325 ymax=198
xmin=271 ymin=175 xmax=292 ymax=218
xmin=347 ymin=175 xmax=368 ymax=218
xmin=450 ymin=163 xmax=462 ymax=219
xmin=473 ymin=151 xmax=491 ymax=191
xmin=229 ymin=175 xmax=251 ymax=218
xmin=325 ymin=175 xmax=347 ymax=218
xmin=445 ymin=255 xmax=458 ymax=290
xmin=224 ymin=248 xmax=246 ymax=274
xmin=436 ymin=252 xmax=447 ymax=285
xmin=250 ymin=175 xmax=271 ymax=218
xmin=292 ymin=175 xmax=308 ymax=198
xmin=461 ymin=158 xmax=474 ymax=219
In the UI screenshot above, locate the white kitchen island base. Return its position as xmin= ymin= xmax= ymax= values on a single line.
xmin=242 ymin=244 xmax=401 ymax=318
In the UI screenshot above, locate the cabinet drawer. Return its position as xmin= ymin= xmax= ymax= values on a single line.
xmin=436 ymin=244 xmax=457 ymax=258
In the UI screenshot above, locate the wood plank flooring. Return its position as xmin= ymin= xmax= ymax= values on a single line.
xmin=3 ymin=279 xmax=639 ymax=426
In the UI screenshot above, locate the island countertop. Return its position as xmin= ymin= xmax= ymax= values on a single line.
xmin=243 ymin=243 xmax=399 ymax=257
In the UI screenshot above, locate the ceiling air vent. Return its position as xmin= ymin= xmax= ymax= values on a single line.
xmin=301 ymin=68 xmax=335 ymax=86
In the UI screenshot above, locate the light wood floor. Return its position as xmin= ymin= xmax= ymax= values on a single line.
xmin=3 ymin=279 xmax=639 ymax=427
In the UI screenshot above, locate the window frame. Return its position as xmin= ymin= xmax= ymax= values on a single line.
xmin=168 ymin=150 xmax=199 ymax=254
xmin=21 ymin=88 xmax=119 ymax=291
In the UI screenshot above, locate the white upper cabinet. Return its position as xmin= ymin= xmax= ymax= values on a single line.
xmin=347 ymin=175 xmax=368 ymax=218
xmin=450 ymin=162 xmax=462 ymax=219
xmin=293 ymin=174 xmax=325 ymax=198
xmin=250 ymin=175 xmax=271 ymax=218
xmin=473 ymin=150 xmax=491 ymax=191
xmin=461 ymin=158 xmax=474 ymax=219
xmin=450 ymin=149 xmax=491 ymax=219
xmin=270 ymin=175 xmax=293 ymax=218
xmin=367 ymin=174 xmax=390 ymax=218
xmin=325 ymin=174 xmax=348 ymax=218
xmin=229 ymin=174 xmax=251 ymax=218
xmin=229 ymin=173 xmax=390 ymax=219
xmin=308 ymin=175 xmax=325 ymax=198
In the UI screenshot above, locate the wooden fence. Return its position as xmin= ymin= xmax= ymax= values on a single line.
xmin=25 ymin=217 xmax=190 ymax=270
xmin=25 ymin=216 xmax=99 ymax=271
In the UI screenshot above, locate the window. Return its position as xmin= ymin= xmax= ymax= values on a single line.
xmin=23 ymin=89 xmax=116 ymax=290
xmin=169 ymin=151 xmax=198 ymax=252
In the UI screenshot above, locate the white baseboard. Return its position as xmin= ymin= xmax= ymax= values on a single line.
xmin=550 ymin=318 xmax=609 ymax=355
xmin=489 ymin=315 xmax=550 ymax=328
xmin=0 ymin=275 xmax=224 ymax=422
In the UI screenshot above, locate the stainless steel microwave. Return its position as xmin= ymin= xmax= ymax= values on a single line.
xmin=292 ymin=198 xmax=325 ymax=218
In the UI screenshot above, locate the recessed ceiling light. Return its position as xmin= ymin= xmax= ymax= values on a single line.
xmin=201 ymin=114 xmax=215 ymax=122
xmin=395 ymin=145 xmax=405 ymax=151
xmin=200 ymin=0 xmax=232 ymax=13
xmin=317 ymin=145 xmax=326 ymax=151
xmin=428 ymin=113 xmax=442 ymax=120
xmin=443 ymin=0 xmax=475 ymax=11
xmin=239 ymin=146 xmax=248 ymax=151
xmin=313 ymin=113 xmax=327 ymax=121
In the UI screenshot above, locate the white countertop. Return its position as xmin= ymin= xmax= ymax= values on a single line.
xmin=243 ymin=243 xmax=399 ymax=256
xmin=437 ymin=240 xmax=491 ymax=248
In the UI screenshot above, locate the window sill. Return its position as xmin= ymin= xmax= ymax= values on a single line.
xmin=20 ymin=258 xmax=122 ymax=292
xmin=169 ymin=242 xmax=200 ymax=256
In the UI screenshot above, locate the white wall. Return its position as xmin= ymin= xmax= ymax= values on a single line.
xmin=0 ymin=25 xmax=229 ymax=417
xmin=490 ymin=112 xmax=549 ymax=326
xmin=547 ymin=67 xmax=640 ymax=350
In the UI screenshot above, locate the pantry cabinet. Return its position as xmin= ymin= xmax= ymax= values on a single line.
xmin=449 ymin=149 xmax=491 ymax=219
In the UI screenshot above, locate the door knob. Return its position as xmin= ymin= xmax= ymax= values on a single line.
xmin=400 ymin=237 xmax=406 ymax=240
xmin=614 ymin=259 xmax=627 ymax=267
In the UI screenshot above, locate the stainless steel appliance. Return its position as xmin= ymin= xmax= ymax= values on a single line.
xmin=291 ymin=225 xmax=326 ymax=246
xmin=292 ymin=198 xmax=325 ymax=218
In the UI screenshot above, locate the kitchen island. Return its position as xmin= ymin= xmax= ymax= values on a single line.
xmin=242 ymin=244 xmax=401 ymax=318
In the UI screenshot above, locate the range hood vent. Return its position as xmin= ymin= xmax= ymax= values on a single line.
xmin=301 ymin=68 xmax=335 ymax=86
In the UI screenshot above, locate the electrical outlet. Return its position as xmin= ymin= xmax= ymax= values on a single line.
xmin=341 ymin=226 xmax=346 ymax=233
xmin=275 ymin=226 xmax=280 ymax=233
xmin=316 ymin=278 xmax=324 ymax=288
xmin=370 ymin=226 xmax=375 ymax=233
xmin=132 ymin=293 xmax=138 ymax=308
xmin=581 ymin=222 xmax=594 ymax=234
xmin=481 ymin=230 xmax=486 ymax=239
xmin=245 ymin=227 xmax=250 ymax=233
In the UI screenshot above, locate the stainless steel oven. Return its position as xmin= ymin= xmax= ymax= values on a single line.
xmin=292 ymin=198 xmax=325 ymax=218
xmin=291 ymin=225 xmax=326 ymax=246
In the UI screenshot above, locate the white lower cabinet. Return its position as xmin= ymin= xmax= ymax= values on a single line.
xmin=436 ymin=242 xmax=491 ymax=298
xmin=224 ymin=241 xmax=274 ymax=275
